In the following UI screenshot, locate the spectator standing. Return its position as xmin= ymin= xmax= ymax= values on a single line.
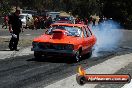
xmin=8 ymin=9 xmax=22 ymax=51
xmin=34 ymin=17 xmax=38 ymax=30
xmin=2 ymin=15 xmax=8 ymax=29
xmin=45 ymin=16 xmax=53 ymax=28
xmin=75 ymin=17 xmax=81 ymax=24
xmin=84 ymin=18 xmax=88 ymax=25
xmin=92 ymin=18 xmax=96 ymax=27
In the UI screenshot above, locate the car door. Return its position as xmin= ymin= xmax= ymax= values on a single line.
xmin=82 ymin=26 xmax=90 ymax=54
xmin=83 ymin=26 xmax=94 ymax=53
xmin=85 ymin=26 xmax=95 ymax=51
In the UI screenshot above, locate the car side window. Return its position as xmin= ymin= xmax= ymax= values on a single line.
xmin=82 ymin=27 xmax=88 ymax=38
xmin=85 ymin=26 xmax=92 ymax=37
xmin=87 ymin=28 xmax=92 ymax=37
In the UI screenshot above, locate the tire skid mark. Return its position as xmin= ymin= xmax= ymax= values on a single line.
xmin=0 ymin=63 xmax=69 ymax=88
xmin=0 ymin=48 xmax=132 ymax=88
xmin=0 ymin=61 xmax=64 ymax=79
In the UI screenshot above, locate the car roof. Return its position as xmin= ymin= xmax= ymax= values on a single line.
xmin=51 ymin=23 xmax=85 ymax=28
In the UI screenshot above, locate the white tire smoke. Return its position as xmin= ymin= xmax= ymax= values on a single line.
xmin=91 ymin=19 xmax=123 ymax=57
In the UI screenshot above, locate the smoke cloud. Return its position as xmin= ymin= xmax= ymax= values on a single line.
xmin=91 ymin=19 xmax=123 ymax=57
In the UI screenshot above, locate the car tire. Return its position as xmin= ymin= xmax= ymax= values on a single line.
xmin=74 ymin=50 xmax=81 ymax=62
xmin=34 ymin=51 xmax=42 ymax=60
xmin=86 ymin=50 xmax=92 ymax=58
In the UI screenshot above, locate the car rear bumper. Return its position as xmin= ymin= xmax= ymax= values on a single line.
xmin=31 ymin=48 xmax=76 ymax=56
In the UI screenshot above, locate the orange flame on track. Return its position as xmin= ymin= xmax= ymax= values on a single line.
xmin=78 ymin=66 xmax=86 ymax=76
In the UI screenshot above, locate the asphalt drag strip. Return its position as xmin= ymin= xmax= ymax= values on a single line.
xmin=44 ymin=53 xmax=132 ymax=88
xmin=0 ymin=47 xmax=131 ymax=88
xmin=95 ymin=61 xmax=132 ymax=88
xmin=0 ymin=50 xmax=118 ymax=88
xmin=0 ymin=46 xmax=33 ymax=60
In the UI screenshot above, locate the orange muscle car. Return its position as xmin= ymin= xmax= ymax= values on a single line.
xmin=31 ymin=23 xmax=96 ymax=62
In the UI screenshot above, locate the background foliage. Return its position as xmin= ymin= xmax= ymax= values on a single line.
xmin=0 ymin=0 xmax=132 ymax=23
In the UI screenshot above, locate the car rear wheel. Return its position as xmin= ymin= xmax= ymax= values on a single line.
xmin=86 ymin=50 xmax=92 ymax=58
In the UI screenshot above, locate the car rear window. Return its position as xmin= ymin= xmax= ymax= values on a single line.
xmin=45 ymin=26 xmax=82 ymax=37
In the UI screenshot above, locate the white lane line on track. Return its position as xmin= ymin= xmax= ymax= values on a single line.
xmin=122 ymin=79 xmax=132 ymax=88
xmin=0 ymin=46 xmax=33 ymax=59
xmin=44 ymin=53 xmax=132 ymax=88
